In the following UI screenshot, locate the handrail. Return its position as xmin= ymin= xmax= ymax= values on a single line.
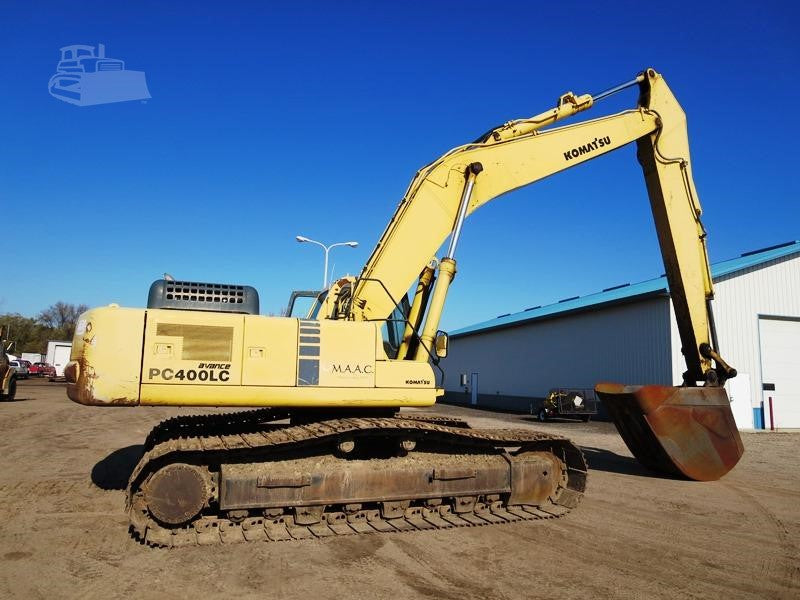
xmin=350 ymin=276 xmax=446 ymax=387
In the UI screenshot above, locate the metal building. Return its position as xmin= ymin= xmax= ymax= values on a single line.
xmin=442 ymin=242 xmax=800 ymax=430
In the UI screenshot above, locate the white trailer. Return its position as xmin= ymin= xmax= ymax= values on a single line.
xmin=46 ymin=341 xmax=72 ymax=378
xmin=22 ymin=352 xmax=44 ymax=364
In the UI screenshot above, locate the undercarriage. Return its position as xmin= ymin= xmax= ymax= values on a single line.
xmin=128 ymin=410 xmax=587 ymax=547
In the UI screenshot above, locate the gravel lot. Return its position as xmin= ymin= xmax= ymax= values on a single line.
xmin=0 ymin=379 xmax=797 ymax=599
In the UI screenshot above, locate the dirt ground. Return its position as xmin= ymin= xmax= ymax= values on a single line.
xmin=0 ymin=379 xmax=797 ymax=600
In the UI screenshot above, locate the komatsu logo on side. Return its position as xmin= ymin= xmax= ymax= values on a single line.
xmin=564 ymin=136 xmax=611 ymax=160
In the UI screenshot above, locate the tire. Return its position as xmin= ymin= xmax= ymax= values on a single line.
xmin=581 ymin=415 xmax=591 ymax=423
xmin=537 ymin=408 xmax=548 ymax=422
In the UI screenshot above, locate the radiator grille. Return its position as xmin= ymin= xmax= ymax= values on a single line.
xmin=166 ymin=282 xmax=244 ymax=304
xmin=147 ymin=280 xmax=259 ymax=315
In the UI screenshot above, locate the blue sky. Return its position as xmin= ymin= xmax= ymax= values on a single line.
xmin=1 ymin=1 xmax=798 ymax=330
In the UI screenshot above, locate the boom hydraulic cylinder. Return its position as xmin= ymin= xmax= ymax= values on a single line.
xmin=415 ymin=163 xmax=482 ymax=360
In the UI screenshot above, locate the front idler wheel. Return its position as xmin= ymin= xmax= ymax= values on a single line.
xmin=143 ymin=463 xmax=210 ymax=526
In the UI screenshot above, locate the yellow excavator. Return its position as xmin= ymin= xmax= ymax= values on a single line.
xmin=66 ymin=68 xmax=743 ymax=547
xmin=0 ymin=327 xmax=17 ymax=402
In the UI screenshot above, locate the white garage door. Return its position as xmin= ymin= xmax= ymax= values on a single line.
xmin=759 ymin=317 xmax=800 ymax=429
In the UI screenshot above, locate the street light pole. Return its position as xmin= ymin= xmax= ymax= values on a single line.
xmin=296 ymin=236 xmax=358 ymax=288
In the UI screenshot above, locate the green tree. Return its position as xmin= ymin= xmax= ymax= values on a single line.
xmin=0 ymin=302 xmax=88 ymax=355
xmin=0 ymin=314 xmax=49 ymax=354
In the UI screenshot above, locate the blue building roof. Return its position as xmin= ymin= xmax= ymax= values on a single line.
xmin=451 ymin=240 xmax=800 ymax=338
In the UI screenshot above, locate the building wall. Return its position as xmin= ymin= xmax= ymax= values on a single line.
xmin=669 ymin=253 xmax=800 ymax=416
xmin=443 ymin=252 xmax=799 ymax=421
xmin=442 ymin=296 xmax=673 ymax=406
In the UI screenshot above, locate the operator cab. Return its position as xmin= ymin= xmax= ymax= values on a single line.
xmin=284 ymin=290 xmax=323 ymax=318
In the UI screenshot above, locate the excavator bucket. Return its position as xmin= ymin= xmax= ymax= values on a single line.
xmin=595 ymin=383 xmax=743 ymax=481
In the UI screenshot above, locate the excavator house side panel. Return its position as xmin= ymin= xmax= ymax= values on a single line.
xmin=596 ymin=383 xmax=743 ymax=481
xmin=139 ymin=384 xmax=436 ymax=407
xmin=65 ymin=306 xmax=144 ymax=406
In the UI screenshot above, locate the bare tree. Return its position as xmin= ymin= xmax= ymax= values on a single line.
xmin=37 ymin=302 xmax=89 ymax=340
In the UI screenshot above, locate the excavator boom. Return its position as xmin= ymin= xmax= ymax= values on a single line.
xmin=349 ymin=68 xmax=742 ymax=479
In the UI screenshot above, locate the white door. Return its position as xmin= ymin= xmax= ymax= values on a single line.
xmin=726 ymin=373 xmax=753 ymax=430
xmin=759 ymin=317 xmax=800 ymax=429
xmin=470 ymin=372 xmax=478 ymax=406
xmin=53 ymin=344 xmax=72 ymax=377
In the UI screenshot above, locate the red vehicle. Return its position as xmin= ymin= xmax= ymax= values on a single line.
xmin=29 ymin=362 xmax=56 ymax=378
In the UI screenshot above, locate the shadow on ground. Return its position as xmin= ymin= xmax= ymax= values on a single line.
xmin=580 ymin=446 xmax=666 ymax=479
xmin=92 ymin=445 xmax=143 ymax=490
xmin=520 ymin=416 xmax=592 ymax=424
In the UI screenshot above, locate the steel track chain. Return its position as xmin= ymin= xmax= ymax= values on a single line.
xmin=142 ymin=410 xmax=466 ymax=452
xmin=135 ymin=493 xmax=573 ymax=548
xmin=143 ymin=407 xmax=288 ymax=451
xmin=128 ymin=415 xmax=587 ymax=548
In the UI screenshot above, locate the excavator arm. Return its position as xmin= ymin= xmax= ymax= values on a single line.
xmin=350 ymin=68 xmax=742 ymax=480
